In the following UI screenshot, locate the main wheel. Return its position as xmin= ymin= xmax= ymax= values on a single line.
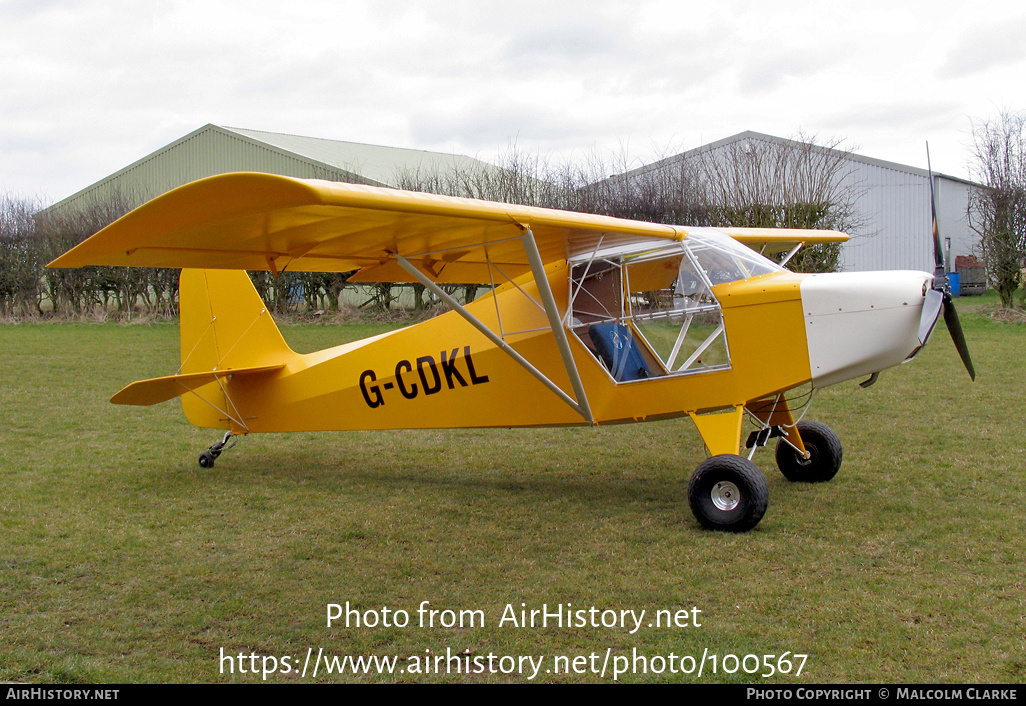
xmin=687 ymin=455 xmax=769 ymax=532
xmin=775 ymin=420 xmax=842 ymax=482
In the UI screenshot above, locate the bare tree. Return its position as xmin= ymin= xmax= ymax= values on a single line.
xmin=34 ymin=190 xmax=185 ymax=318
xmin=578 ymin=149 xmax=710 ymax=225
xmin=689 ymin=134 xmax=863 ymax=272
xmin=0 ymin=195 xmax=45 ymax=317
xmin=969 ymin=111 xmax=1026 ymax=308
xmin=36 ymin=193 xmax=133 ymax=316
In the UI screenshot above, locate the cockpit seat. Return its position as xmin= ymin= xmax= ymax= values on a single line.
xmin=589 ymin=322 xmax=651 ymax=382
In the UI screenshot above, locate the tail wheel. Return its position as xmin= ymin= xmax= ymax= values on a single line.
xmin=775 ymin=420 xmax=842 ymax=482
xmin=687 ymin=455 xmax=769 ymax=532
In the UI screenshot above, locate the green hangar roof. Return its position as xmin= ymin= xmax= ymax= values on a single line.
xmin=40 ymin=124 xmax=503 ymax=219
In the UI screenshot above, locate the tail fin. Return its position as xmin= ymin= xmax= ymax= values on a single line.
xmin=179 ymin=269 xmax=291 ymax=373
xmin=178 ymin=269 xmax=295 ymax=430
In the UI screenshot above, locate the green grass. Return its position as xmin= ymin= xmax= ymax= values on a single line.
xmin=1 ymin=295 xmax=1023 ymax=683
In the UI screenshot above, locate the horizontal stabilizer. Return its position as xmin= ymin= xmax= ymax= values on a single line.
xmin=110 ymin=364 xmax=285 ymax=406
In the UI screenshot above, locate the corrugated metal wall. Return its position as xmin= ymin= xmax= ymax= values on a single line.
xmin=935 ymin=176 xmax=976 ymax=273
xmin=839 ymin=161 xmax=932 ymax=272
xmin=837 ymin=162 xmax=975 ymax=273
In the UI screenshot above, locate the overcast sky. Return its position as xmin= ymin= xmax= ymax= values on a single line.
xmin=3 ymin=0 xmax=1025 ymax=203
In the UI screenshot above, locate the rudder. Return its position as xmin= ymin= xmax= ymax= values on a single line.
xmin=179 ymin=269 xmax=295 ymax=429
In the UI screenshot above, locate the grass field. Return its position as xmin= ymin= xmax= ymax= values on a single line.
xmin=1 ymin=295 xmax=1023 ymax=683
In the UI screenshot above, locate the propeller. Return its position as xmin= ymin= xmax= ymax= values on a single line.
xmin=917 ymin=144 xmax=976 ymax=380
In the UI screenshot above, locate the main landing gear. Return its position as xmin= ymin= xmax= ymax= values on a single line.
xmin=688 ymin=455 xmax=769 ymax=533
xmin=687 ymin=421 xmax=843 ymax=532
xmin=198 ymin=431 xmax=237 ymax=468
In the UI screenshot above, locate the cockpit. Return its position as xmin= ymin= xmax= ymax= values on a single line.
xmin=568 ymin=228 xmax=784 ymax=382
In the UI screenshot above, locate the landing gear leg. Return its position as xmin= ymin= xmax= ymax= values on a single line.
xmin=198 ymin=431 xmax=237 ymax=469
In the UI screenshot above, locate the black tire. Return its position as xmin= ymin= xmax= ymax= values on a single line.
xmin=687 ymin=455 xmax=769 ymax=532
xmin=198 ymin=451 xmax=216 ymax=469
xmin=775 ymin=420 xmax=842 ymax=482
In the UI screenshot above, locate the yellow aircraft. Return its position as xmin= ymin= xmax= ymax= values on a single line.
xmin=49 ymin=172 xmax=974 ymax=532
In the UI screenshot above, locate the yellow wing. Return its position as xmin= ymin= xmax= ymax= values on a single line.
xmin=48 ymin=172 xmax=687 ymax=284
xmin=722 ymin=227 xmax=848 ymax=255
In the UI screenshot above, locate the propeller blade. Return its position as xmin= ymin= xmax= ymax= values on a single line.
xmin=942 ymin=292 xmax=976 ymax=380
xmin=918 ymin=287 xmax=944 ymax=345
xmin=924 ymin=144 xmax=974 ymax=380
xmin=926 ymin=143 xmax=947 ymax=284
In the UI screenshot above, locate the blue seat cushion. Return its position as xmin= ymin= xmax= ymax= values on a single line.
xmin=589 ymin=322 xmax=651 ymax=382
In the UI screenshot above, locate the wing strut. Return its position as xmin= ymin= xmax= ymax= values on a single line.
xmin=396 ymin=241 xmax=594 ymax=424
xmin=778 ymin=242 xmax=804 ymax=267
xmin=519 ymin=229 xmax=594 ymax=424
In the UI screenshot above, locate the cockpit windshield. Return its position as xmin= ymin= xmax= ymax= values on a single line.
xmin=683 ymin=228 xmax=783 ymax=284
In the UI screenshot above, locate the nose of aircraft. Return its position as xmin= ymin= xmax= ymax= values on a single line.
xmin=800 ymin=271 xmax=933 ymax=387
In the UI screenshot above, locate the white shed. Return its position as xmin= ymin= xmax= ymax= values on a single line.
xmin=612 ymin=131 xmax=981 ymax=277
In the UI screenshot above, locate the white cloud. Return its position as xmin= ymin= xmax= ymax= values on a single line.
xmin=940 ymin=16 xmax=1026 ymax=78
xmin=2 ymin=0 xmax=1024 ymax=198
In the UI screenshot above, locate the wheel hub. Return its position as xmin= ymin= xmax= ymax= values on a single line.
xmin=796 ymin=444 xmax=817 ymax=467
xmin=711 ymin=481 xmax=740 ymax=511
